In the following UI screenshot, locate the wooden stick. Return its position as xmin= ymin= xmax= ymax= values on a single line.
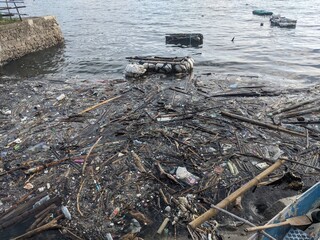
xmin=245 ymin=216 xmax=312 ymax=232
xmin=36 ymin=213 xmax=52 ymax=228
xmin=11 ymin=215 xmax=63 ymax=240
xmin=79 ymin=95 xmax=121 ymax=115
xmin=157 ymin=217 xmax=170 ymax=234
xmin=0 ymin=190 xmax=37 ymax=220
xmin=82 ymin=136 xmax=102 ymax=175
xmin=24 ymin=156 xmax=72 ymax=175
xmin=131 ymin=151 xmax=146 ymax=173
xmin=221 ymin=111 xmax=305 ymax=137
xmin=271 ymin=97 xmax=320 ymax=116
xmin=156 ymin=161 xmax=181 ymax=185
xmin=281 ymin=105 xmax=320 ymax=119
xmin=189 ymin=159 xmax=286 ymax=229
xmin=76 ymin=179 xmax=86 ymax=217
xmin=246 ymin=222 xmax=289 ymax=232
xmin=240 ymin=153 xmax=320 ymax=172
xmin=0 ymin=196 xmax=60 ymax=229
xmin=29 ymin=204 xmax=57 ymax=230
xmin=159 ymin=188 xmax=170 ymax=205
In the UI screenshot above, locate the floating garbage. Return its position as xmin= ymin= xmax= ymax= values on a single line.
xmin=165 ymin=33 xmax=203 ymax=47
xmin=252 ymin=10 xmax=273 ymax=16
xmin=130 ymin=218 xmax=141 ymax=233
xmin=56 ymin=93 xmax=66 ymax=101
xmin=105 ymin=233 xmax=113 ymax=240
xmin=1 ymin=74 xmax=320 ymax=239
xmin=61 ymin=205 xmax=72 ymax=220
xmin=0 ymin=108 xmax=11 ymax=115
xmin=33 ymin=195 xmax=50 ymax=209
xmin=175 ymin=166 xmax=200 ymax=185
xmin=124 ymin=64 xmax=147 ymax=78
xmin=28 ymin=142 xmax=50 ymax=152
xmin=23 ymin=182 xmax=34 ymax=190
xmin=270 ymin=14 xmax=297 ymax=28
xmin=125 ymin=56 xmax=194 ymax=77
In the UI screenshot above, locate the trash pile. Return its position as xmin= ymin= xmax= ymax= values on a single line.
xmin=0 ymin=74 xmax=319 ymax=240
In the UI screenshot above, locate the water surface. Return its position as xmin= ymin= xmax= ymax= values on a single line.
xmin=1 ymin=0 xmax=320 ymax=84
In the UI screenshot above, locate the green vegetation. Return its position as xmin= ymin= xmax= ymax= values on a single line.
xmin=0 ymin=17 xmax=20 ymax=25
xmin=0 ymin=12 xmax=20 ymax=24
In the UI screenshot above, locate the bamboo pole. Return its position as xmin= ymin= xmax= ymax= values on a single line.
xmin=189 ymin=159 xmax=286 ymax=229
xmin=79 ymin=95 xmax=121 ymax=115
xmin=220 ymin=111 xmax=305 ymax=137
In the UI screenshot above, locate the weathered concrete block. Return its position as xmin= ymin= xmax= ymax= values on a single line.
xmin=0 ymin=16 xmax=64 ymax=66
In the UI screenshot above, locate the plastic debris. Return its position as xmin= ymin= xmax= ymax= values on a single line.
xmin=130 ymin=218 xmax=141 ymax=233
xmin=1 ymin=74 xmax=320 ymax=239
xmin=175 ymin=167 xmax=200 ymax=185
xmin=256 ymin=162 xmax=269 ymax=170
xmin=28 ymin=142 xmax=50 ymax=152
xmin=164 ymin=206 xmax=171 ymax=213
xmin=33 ymin=195 xmax=50 ymax=209
xmin=23 ymin=182 xmax=34 ymax=190
xmin=227 ymin=161 xmax=239 ymax=175
xmin=105 ymin=233 xmax=113 ymax=240
xmin=61 ymin=205 xmax=72 ymax=220
xmin=0 ymin=151 xmax=7 ymax=158
xmin=13 ymin=145 xmax=20 ymax=151
xmin=124 ymin=63 xmax=147 ymax=78
xmin=0 ymin=109 xmax=11 ymax=115
xmin=109 ymin=207 xmax=120 ymax=219
xmin=56 ymin=93 xmax=66 ymax=101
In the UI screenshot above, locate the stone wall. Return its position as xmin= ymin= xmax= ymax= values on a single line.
xmin=0 ymin=16 xmax=64 ymax=65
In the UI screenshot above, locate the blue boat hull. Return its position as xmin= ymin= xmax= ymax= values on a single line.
xmin=258 ymin=182 xmax=320 ymax=240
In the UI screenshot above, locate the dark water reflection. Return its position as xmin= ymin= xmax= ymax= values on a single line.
xmin=0 ymin=0 xmax=320 ymax=84
xmin=0 ymin=45 xmax=65 ymax=80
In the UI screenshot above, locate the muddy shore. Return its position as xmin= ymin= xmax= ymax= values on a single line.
xmin=0 ymin=73 xmax=319 ymax=240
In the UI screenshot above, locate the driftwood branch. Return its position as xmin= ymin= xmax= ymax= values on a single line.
xmin=271 ymin=97 xmax=320 ymax=116
xmin=221 ymin=111 xmax=305 ymax=137
xmin=11 ymin=215 xmax=63 ymax=240
xmin=281 ymin=105 xmax=320 ymax=119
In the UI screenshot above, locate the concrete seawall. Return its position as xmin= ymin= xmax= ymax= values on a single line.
xmin=0 ymin=16 xmax=64 ymax=66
